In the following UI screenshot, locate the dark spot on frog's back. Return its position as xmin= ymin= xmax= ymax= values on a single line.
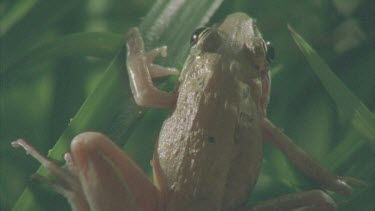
xmin=242 ymin=89 xmax=250 ymax=98
xmin=207 ymin=136 xmax=216 ymax=143
xmin=240 ymin=112 xmax=254 ymax=123
xmin=233 ymin=127 xmax=240 ymax=144
xmin=252 ymin=64 xmax=260 ymax=71
xmin=198 ymin=77 xmax=205 ymax=88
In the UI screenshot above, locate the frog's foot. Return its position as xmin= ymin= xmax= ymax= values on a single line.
xmin=126 ymin=28 xmax=178 ymax=108
xmin=11 ymin=139 xmax=90 ymax=211
xmin=248 ymin=190 xmax=337 ymax=211
xmin=145 ymin=46 xmax=179 ymax=78
xmin=261 ymin=118 xmax=367 ymax=197
xmin=323 ymin=176 xmax=367 ymax=196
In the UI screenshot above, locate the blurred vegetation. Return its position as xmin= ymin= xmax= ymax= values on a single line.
xmin=1 ymin=0 xmax=374 ymax=210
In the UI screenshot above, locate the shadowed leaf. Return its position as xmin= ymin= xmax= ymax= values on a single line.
xmin=11 ymin=0 xmax=223 ymax=210
xmin=289 ymin=25 xmax=375 ymax=147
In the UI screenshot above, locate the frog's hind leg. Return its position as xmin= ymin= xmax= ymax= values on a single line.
xmin=12 ymin=132 xmax=162 ymax=211
xmin=126 ymin=28 xmax=178 ymax=108
xmin=248 ymin=190 xmax=337 ymax=211
xmin=70 ymin=132 xmax=162 ymax=211
xmin=12 ymin=139 xmax=90 ymax=211
xmin=261 ymin=118 xmax=366 ymax=195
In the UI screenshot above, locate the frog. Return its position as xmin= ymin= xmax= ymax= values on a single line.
xmin=12 ymin=12 xmax=365 ymax=211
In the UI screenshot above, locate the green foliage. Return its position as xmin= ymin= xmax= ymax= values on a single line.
xmin=1 ymin=0 xmax=374 ymax=210
xmin=289 ymin=26 xmax=375 ymax=145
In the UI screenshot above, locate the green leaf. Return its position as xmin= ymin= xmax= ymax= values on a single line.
xmin=341 ymin=183 xmax=375 ymax=211
xmin=1 ymin=32 xmax=123 ymax=91
xmin=11 ymin=0 xmax=223 ymax=210
xmin=1 ymin=0 xmax=84 ymax=63
xmin=288 ymin=25 xmax=375 ymax=147
xmin=0 ymin=0 xmax=38 ymax=36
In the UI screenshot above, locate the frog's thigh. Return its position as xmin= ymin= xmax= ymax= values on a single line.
xmin=71 ymin=132 xmax=161 ymax=211
xmin=249 ymin=190 xmax=336 ymax=211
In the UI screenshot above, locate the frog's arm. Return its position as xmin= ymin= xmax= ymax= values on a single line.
xmin=261 ymin=118 xmax=366 ymax=195
xmin=126 ymin=27 xmax=178 ymax=108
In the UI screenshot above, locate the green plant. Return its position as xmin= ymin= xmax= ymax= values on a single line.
xmin=1 ymin=0 xmax=373 ymax=210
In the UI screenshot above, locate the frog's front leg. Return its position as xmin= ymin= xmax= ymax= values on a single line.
xmin=12 ymin=132 xmax=162 ymax=211
xmin=126 ymin=27 xmax=178 ymax=108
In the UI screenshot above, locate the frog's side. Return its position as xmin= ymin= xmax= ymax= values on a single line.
xmin=157 ymin=15 xmax=267 ymax=210
xmin=12 ymin=12 xmax=365 ymax=211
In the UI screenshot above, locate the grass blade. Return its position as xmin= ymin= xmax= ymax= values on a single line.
xmin=1 ymin=32 xmax=123 ymax=91
xmin=11 ymin=0 xmax=223 ymax=210
xmin=0 ymin=0 xmax=38 ymax=36
xmin=288 ymin=25 xmax=375 ymax=147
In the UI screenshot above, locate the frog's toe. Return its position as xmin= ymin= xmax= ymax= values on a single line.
xmin=145 ymin=46 xmax=168 ymax=63
xmin=149 ymin=64 xmax=179 ymax=78
xmin=12 ymin=139 xmax=83 ymax=197
xmin=339 ymin=176 xmax=368 ymax=187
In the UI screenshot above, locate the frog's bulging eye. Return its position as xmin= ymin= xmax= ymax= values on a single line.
xmin=266 ymin=41 xmax=275 ymax=63
xmin=190 ymin=27 xmax=208 ymax=45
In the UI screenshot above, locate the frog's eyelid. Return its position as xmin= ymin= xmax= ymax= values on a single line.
xmin=190 ymin=27 xmax=209 ymax=45
xmin=197 ymin=28 xmax=212 ymax=41
xmin=196 ymin=29 xmax=224 ymax=53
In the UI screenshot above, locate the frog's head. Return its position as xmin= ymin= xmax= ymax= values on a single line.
xmin=218 ymin=13 xmax=273 ymax=70
xmin=187 ymin=13 xmax=273 ymax=114
xmin=218 ymin=12 xmax=263 ymax=53
xmin=190 ymin=12 xmax=274 ymax=78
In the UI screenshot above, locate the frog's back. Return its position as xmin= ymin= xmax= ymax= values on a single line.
xmin=156 ymin=53 xmax=263 ymax=210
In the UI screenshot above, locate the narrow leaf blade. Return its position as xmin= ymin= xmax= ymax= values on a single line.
xmin=288 ymin=25 xmax=375 ymax=146
xmin=11 ymin=0 xmax=223 ymax=210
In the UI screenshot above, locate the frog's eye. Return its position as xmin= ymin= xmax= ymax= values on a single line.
xmin=190 ymin=27 xmax=208 ymax=45
xmin=266 ymin=41 xmax=275 ymax=63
